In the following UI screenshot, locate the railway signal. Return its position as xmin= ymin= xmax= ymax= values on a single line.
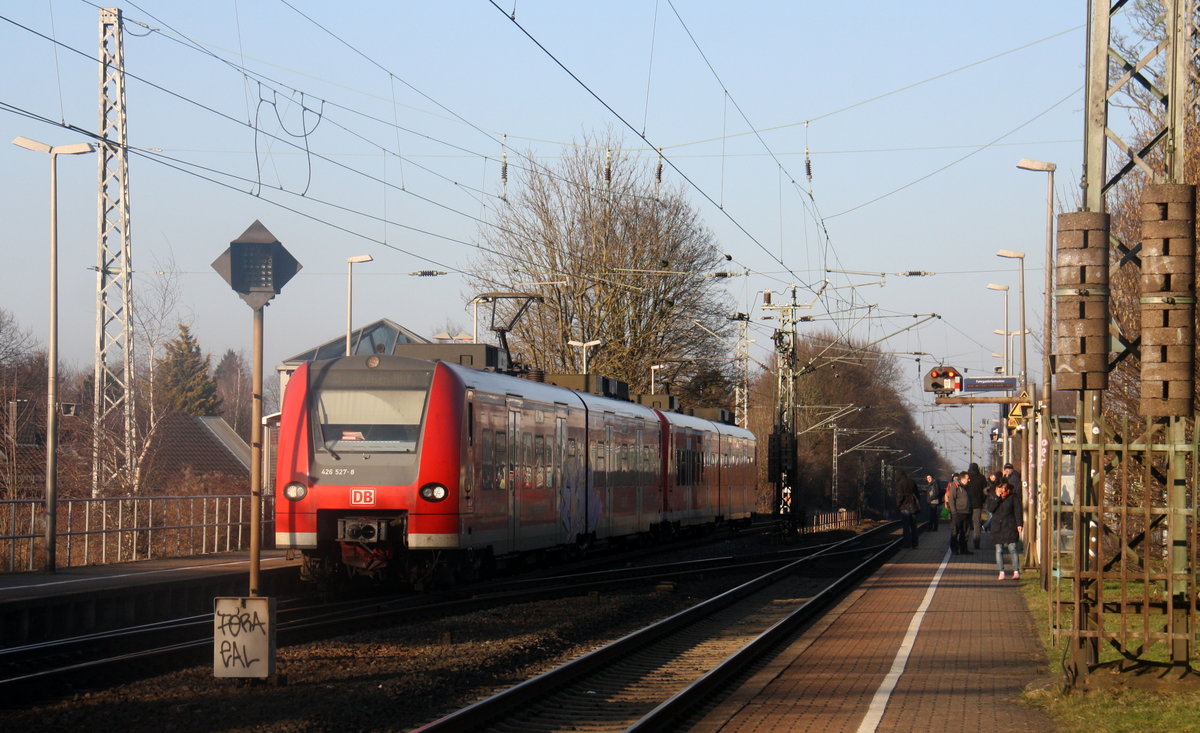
xmin=212 ymin=221 xmax=301 ymax=598
xmin=211 ymin=220 xmax=300 ymax=682
xmin=923 ymin=366 xmax=961 ymax=394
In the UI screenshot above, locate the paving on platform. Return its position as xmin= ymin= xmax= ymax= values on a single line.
xmin=694 ymin=523 xmax=1057 ymax=733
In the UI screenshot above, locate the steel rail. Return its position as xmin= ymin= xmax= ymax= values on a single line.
xmin=412 ymin=523 xmax=899 ymax=732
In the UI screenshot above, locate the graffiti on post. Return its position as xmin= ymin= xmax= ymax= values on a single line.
xmin=213 ymin=596 xmax=276 ymax=678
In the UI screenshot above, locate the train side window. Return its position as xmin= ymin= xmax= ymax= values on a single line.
xmin=554 ymin=417 xmax=566 ymax=489
xmin=495 ymin=430 xmax=507 ymax=489
xmin=522 ymin=432 xmax=533 ymax=489
xmin=481 ymin=429 xmax=494 ymax=489
xmin=535 ymin=434 xmax=546 ymax=489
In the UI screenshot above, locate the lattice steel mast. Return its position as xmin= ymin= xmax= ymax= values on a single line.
xmin=1051 ymin=0 xmax=1200 ymax=685
xmin=92 ymin=7 xmax=137 ymax=493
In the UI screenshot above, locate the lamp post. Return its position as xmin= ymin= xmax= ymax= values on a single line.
xmin=345 ymin=254 xmax=373 ymax=356
xmin=998 ymin=248 xmax=1034 ymax=568
xmin=650 ymin=363 xmax=669 ymax=394
xmin=987 ymin=283 xmax=1011 ymax=374
xmin=988 ymin=281 xmax=1012 ymax=470
xmin=1017 ymin=159 xmax=1055 ymax=574
xmin=1017 ymin=159 xmax=1056 ymax=417
xmin=567 ymin=339 xmax=602 ymax=375
xmin=996 ymin=250 xmax=1028 ymax=388
xmin=12 ymin=136 xmax=95 ymax=573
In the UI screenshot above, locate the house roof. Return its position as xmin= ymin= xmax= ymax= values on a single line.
xmin=282 ymin=318 xmax=430 ymax=364
xmin=143 ymin=413 xmax=250 ymax=489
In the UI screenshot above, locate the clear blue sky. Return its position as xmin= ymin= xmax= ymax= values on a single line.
xmin=1 ymin=1 xmax=1086 ymax=464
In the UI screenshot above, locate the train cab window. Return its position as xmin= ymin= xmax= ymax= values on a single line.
xmin=314 ymin=388 xmax=427 ymax=453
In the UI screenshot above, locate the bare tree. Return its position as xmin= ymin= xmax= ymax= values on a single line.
xmin=754 ymin=330 xmax=945 ymax=514
xmin=469 ymin=131 xmax=736 ymax=398
xmin=0 ymin=309 xmax=36 ymax=369
xmin=214 ymin=349 xmax=251 ymax=440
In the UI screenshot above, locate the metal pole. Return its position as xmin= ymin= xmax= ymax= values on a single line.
xmin=1039 ymin=168 xmax=1054 ymax=573
xmin=969 ymin=404 xmax=975 ymax=466
xmin=1003 ymin=290 xmax=1010 ymax=467
xmin=1041 ymin=168 xmax=1055 ymax=421
xmin=45 ymin=151 xmax=60 ymax=573
xmin=1018 ymin=258 xmax=1028 ymax=394
xmin=345 ymin=260 xmax=353 ymax=356
xmin=831 ymin=425 xmax=838 ymax=509
xmin=249 ymin=306 xmax=264 ymax=596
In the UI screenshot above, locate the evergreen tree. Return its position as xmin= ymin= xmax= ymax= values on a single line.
xmin=155 ymin=324 xmax=221 ymax=416
xmin=214 ymin=349 xmax=251 ymax=439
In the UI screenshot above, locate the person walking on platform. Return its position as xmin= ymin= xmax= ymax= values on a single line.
xmin=945 ymin=471 xmax=973 ymax=555
xmin=923 ymin=473 xmax=942 ymax=531
xmin=965 ymin=462 xmax=987 ymax=550
xmin=985 ymin=477 xmax=1023 ymax=579
xmin=895 ymin=472 xmax=922 ymax=549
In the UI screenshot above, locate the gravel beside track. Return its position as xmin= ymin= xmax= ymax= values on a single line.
xmin=1 ymin=530 xmax=831 ymax=732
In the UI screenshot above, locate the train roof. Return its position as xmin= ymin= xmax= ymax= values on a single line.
xmin=299 ymin=353 xmax=752 ymax=439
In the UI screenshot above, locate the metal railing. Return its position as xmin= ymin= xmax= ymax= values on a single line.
xmin=0 ymin=494 xmax=275 ymax=573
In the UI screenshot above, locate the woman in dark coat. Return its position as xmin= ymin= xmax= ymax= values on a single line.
xmin=984 ymin=480 xmax=1023 ymax=580
xmin=895 ymin=472 xmax=921 ymax=549
xmin=966 ymin=462 xmax=987 ymax=549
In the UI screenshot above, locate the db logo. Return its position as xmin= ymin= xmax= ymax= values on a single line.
xmin=350 ymin=488 xmax=376 ymax=506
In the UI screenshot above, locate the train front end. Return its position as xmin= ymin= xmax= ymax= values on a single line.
xmin=274 ymin=354 xmax=465 ymax=584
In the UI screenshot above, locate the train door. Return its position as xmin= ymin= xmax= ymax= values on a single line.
xmin=507 ymin=402 xmax=521 ymax=552
xmin=555 ymin=410 xmax=584 ymax=544
xmin=635 ymin=427 xmax=645 ymax=532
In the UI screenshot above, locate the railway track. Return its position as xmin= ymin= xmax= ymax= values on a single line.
xmin=413 ymin=523 xmax=900 ymax=732
xmin=0 ymin=522 xmax=865 ymax=703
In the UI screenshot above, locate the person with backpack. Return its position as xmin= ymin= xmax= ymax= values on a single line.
xmin=895 ymin=472 xmax=922 ymax=549
xmin=944 ymin=471 xmax=974 ymax=555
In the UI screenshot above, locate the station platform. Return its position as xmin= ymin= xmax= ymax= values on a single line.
xmin=0 ymin=551 xmax=301 ymax=645
xmin=695 ymin=524 xmax=1056 ymax=733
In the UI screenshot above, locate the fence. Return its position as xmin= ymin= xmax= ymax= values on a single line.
xmin=0 ymin=494 xmax=276 ymax=573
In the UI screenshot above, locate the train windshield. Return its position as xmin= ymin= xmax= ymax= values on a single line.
xmin=314 ymin=388 xmax=427 ymax=453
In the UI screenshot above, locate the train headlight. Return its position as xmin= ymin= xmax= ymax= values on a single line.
xmin=283 ymin=482 xmax=308 ymax=501
xmin=419 ymin=483 xmax=449 ymax=502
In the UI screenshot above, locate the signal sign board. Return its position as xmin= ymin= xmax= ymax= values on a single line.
xmin=962 ymin=376 xmax=1020 ymax=392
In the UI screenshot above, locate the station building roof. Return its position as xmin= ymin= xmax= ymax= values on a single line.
xmin=282 ymin=318 xmax=431 ymax=365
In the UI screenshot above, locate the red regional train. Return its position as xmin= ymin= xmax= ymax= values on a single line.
xmin=274 ymin=352 xmax=757 ymax=585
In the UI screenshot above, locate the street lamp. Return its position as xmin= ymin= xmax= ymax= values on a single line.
xmin=12 ymin=135 xmax=96 ymax=573
xmin=567 ymin=339 xmax=603 ymax=375
xmin=650 ymin=363 xmax=670 ymax=394
xmin=1017 ymin=159 xmax=1056 ymax=412
xmin=996 ymin=250 xmax=1028 ymax=388
xmin=345 ymin=254 xmax=373 ymax=356
xmin=987 ymin=283 xmax=1010 ymax=377
xmin=1017 ymin=159 xmax=1055 ymax=576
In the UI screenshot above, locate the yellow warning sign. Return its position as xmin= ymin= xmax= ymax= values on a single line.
xmin=1008 ymin=390 xmax=1033 ymax=420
